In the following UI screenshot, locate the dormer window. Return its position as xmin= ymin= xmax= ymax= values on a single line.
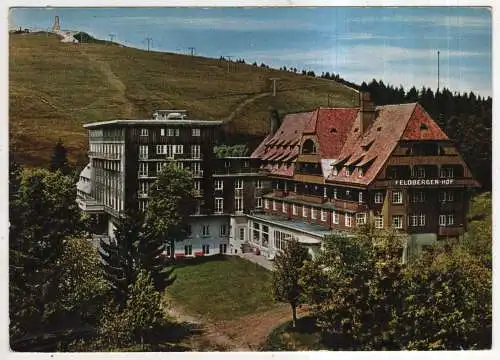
xmin=332 ymin=167 xmax=338 ymax=176
xmin=345 ymin=167 xmax=351 ymax=176
xmin=302 ymin=139 xmax=317 ymax=154
xmin=358 ymin=168 xmax=364 ymax=177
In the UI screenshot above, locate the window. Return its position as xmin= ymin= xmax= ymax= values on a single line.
xmin=156 ymin=162 xmax=165 ymax=173
xmin=256 ymin=197 xmax=263 ymax=208
xmin=235 ymin=197 xmax=243 ymax=213
xmin=202 ymin=244 xmax=210 ymax=254
xmin=345 ymin=167 xmax=351 ymax=176
xmin=409 ymin=213 xmax=425 ymax=227
xmin=292 ymin=204 xmax=298 ymax=216
xmin=374 ymin=192 xmax=383 ymax=204
xmin=235 ymin=179 xmax=244 ymax=189
xmin=332 ymin=211 xmax=339 ymax=224
xmin=412 ymin=191 xmax=426 ymax=203
xmin=139 ymin=200 xmax=147 ymax=212
xmin=202 ymin=225 xmax=210 ymax=237
xmin=184 ymin=245 xmax=192 ymax=256
xmin=419 ymin=213 xmax=426 ymax=226
xmin=358 ymin=192 xmax=364 ymax=203
xmin=215 ymin=179 xmax=224 ymax=190
xmin=321 ymin=209 xmax=327 ymax=222
xmin=282 ymin=202 xmax=287 ymax=213
xmin=440 ymin=214 xmax=455 ymax=226
xmin=358 ymin=168 xmax=364 ymax=177
xmin=166 ymin=128 xmax=175 ymax=137
xmin=447 ymin=214 xmax=454 ymax=225
xmin=415 ymin=166 xmax=425 ymax=178
xmin=191 ymin=145 xmax=201 ymax=159
xmin=265 ymin=199 xmax=270 ymax=209
xmin=138 ymin=163 xmax=148 ymax=177
xmin=345 ymin=213 xmax=353 ymax=227
xmin=262 ymin=225 xmax=269 ymax=247
xmin=139 ymin=181 xmax=149 ymax=196
xmin=333 ymin=188 xmax=338 ymax=199
xmin=439 ymin=215 xmax=446 ymax=226
xmin=192 ymin=162 xmax=202 ymax=177
xmin=439 ymin=191 xmax=454 ymax=202
xmin=332 ymin=167 xmax=338 ymax=176
xmin=192 ymin=128 xmax=201 ymax=137
xmin=175 ymin=129 xmax=180 ymax=137
xmin=256 ymin=179 xmax=263 ymax=189
xmin=220 ymin=224 xmax=228 ymax=236
xmin=175 ymin=145 xmax=184 ymax=154
xmin=272 ymin=200 xmax=277 ymax=211
xmin=440 ymin=167 xmax=454 ymax=178
xmin=392 ymin=191 xmax=403 ymax=204
xmin=193 ymin=180 xmax=201 ymax=192
xmin=356 ymin=213 xmax=367 ymax=225
xmin=215 ymin=198 xmax=224 ymax=214
xmin=140 ymin=128 xmax=148 ymax=137
xmin=302 ymin=139 xmax=316 ymax=154
xmin=139 ymin=145 xmax=148 ymax=160
xmin=239 ymin=228 xmax=245 ymax=241
xmin=219 ymin=243 xmax=228 ymax=254
xmin=156 ymin=145 xmax=165 ymax=155
xmin=311 ymin=208 xmax=317 ymax=220
xmin=392 ymin=215 xmax=403 ymax=229
xmin=160 ymin=128 xmax=165 ymax=137
xmin=302 ymin=206 xmax=308 ymax=218
xmin=374 ymin=215 xmax=384 ymax=229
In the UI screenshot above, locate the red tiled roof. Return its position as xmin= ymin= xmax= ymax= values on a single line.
xmin=251 ymin=111 xmax=312 ymax=161
xmin=314 ymin=108 xmax=360 ymax=158
xmin=401 ymin=103 xmax=449 ymax=140
xmin=326 ymin=103 xmax=418 ymax=186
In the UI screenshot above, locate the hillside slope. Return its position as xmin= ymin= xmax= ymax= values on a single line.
xmin=9 ymin=32 xmax=359 ymax=167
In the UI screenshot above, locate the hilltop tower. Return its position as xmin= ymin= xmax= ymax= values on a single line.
xmin=52 ymin=16 xmax=60 ymax=31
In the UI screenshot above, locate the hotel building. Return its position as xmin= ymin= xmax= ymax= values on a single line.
xmin=78 ymin=94 xmax=479 ymax=261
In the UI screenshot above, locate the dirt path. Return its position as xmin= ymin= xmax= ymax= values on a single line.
xmin=79 ymin=48 xmax=135 ymax=118
xmin=164 ymin=296 xmax=307 ymax=351
xmin=164 ymin=299 xmax=250 ymax=351
xmin=225 ymin=92 xmax=271 ymax=123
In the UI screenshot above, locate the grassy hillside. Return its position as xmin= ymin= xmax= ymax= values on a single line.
xmin=9 ymin=32 xmax=359 ymax=167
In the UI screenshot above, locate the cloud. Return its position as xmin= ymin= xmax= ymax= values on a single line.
xmin=348 ymin=13 xmax=490 ymax=30
xmin=105 ymin=15 xmax=321 ymax=32
xmin=238 ymin=44 xmax=491 ymax=97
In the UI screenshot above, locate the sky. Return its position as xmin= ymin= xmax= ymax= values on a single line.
xmin=9 ymin=7 xmax=492 ymax=97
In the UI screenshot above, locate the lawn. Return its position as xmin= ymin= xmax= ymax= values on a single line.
xmin=166 ymin=255 xmax=277 ymax=321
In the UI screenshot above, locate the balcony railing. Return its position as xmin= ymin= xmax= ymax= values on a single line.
xmin=89 ymin=151 xmax=120 ymax=160
xmin=192 ymin=170 xmax=204 ymax=177
xmin=174 ymin=153 xmax=203 ymax=160
xmin=438 ymin=226 xmax=464 ymax=237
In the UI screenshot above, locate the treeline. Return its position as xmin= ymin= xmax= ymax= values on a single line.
xmin=270 ymin=192 xmax=492 ymax=350
xmin=360 ymin=79 xmax=492 ymax=190
xmin=9 ymin=141 xmax=198 ymax=351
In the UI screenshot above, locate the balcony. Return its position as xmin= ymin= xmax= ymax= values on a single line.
xmin=293 ymin=194 xmax=326 ymax=205
xmin=234 ymin=188 xmax=244 ymax=197
xmin=438 ymin=226 xmax=464 ymax=237
xmin=138 ymin=192 xmax=148 ymax=199
xmin=174 ymin=153 xmax=203 ymax=160
xmin=387 ymin=155 xmax=460 ymax=166
xmin=89 ymin=151 xmax=120 ymax=160
xmin=77 ymin=198 xmax=105 ymax=212
xmin=330 ymin=198 xmax=368 ymax=212
xmin=213 ymin=168 xmax=263 ymax=176
xmin=293 ymin=173 xmax=324 ymax=185
xmin=192 ymin=170 xmax=204 ymax=178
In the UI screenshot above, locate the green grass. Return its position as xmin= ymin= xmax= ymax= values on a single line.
xmin=9 ymin=32 xmax=358 ymax=168
xmin=167 ymin=255 xmax=276 ymax=321
xmin=260 ymin=316 xmax=325 ymax=351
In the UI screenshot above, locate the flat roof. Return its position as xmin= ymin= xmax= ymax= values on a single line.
xmin=248 ymin=213 xmax=348 ymax=239
xmin=84 ymin=119 xmax=224 ymax=129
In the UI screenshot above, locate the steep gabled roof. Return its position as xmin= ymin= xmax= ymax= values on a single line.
xmin=401 ymin=103 xmax=449 ymax=140
xmin=301 ymin=108 xmax=360 ymax=158
xmin=251 ymin=111 xmax=312 ymax=160
xmin=327 ymin=103 xmax=418 ymax=186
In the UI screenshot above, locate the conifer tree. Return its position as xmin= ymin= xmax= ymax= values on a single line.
xmin=50 ymin=139 xmax=69 ymax=174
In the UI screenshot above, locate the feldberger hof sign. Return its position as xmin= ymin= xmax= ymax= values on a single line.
xmin=394 ymin=179 xmax=455 ymax=186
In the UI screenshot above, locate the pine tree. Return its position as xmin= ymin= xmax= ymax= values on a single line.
xmin=99 ymin=209 xmax=174 ymax=303
xmin=50 ymin=139 xmax=69 ymax=174
xmin=272 ymin=239 xmax=309 ymax=328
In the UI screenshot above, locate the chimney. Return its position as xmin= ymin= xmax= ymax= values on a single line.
xmin=268 ymin=107 xmax=281 ymax=135
xmin=359 ymin=92 xmax=376 ymax=134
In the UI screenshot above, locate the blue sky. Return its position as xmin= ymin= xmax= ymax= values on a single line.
xmin=9 ymin=7 xmax=492 ymax=97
